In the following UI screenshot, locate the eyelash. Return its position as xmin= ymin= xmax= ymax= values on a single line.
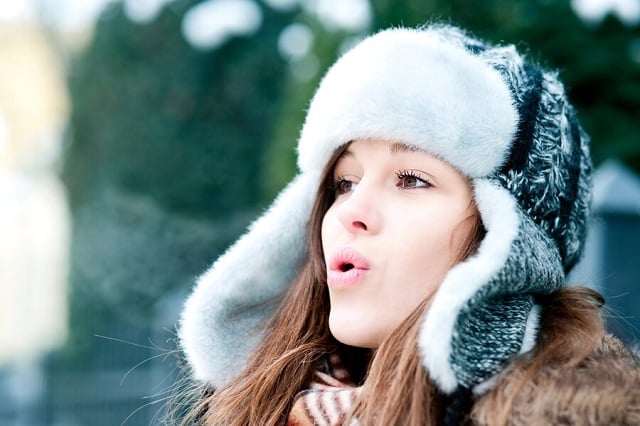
xmin=331 ymin=175 xmax=354 ymax=196
xmin=395 ymin=170 xmax=431 ymax=189
xmin=331 ymin=170 xmax=431 ymax=195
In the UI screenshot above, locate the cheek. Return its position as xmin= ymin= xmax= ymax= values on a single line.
xmin=320 ymin=212 xmax=330 ymax=248
xmin=404 ymin=216 xmax=456 ymax=258
xmin=393 ymin=213 xmax=462 ymax=286
xmin=320 ymin=207 xmax=337 ymax=254
xmin=449 ymin=214 xmax=478 ymax=260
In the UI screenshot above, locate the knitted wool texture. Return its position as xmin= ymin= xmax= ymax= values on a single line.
xmin=178 ymin=24 xmax=592 ymax=393
xmin=421 ymin=26 xmax=591 ymax=390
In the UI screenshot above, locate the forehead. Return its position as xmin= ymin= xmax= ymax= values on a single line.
xmin=338 ymin=140 xmax=419 ymax=160
xmin=336 ymin=140 xmax=453 ymax=168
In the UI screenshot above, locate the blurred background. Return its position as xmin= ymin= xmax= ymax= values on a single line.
xmin=0 ymin=0 xmax=638 ymax=424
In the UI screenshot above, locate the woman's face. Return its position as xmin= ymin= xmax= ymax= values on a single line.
xmin=321 ymin=139 xmax=476 ymax=348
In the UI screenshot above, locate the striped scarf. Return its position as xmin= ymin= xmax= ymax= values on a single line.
xmin=288 ymin=354 xmax=361 ymax=426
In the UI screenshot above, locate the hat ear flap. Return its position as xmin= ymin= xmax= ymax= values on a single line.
xmin=179 ymin=172 xmax=320 ymax=386
xmin=420 ymin=179 xmax=564 ymax=392
xmin=450 ymin=295 xmax=539 ymax=392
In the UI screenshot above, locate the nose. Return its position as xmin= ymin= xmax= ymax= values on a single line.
xmin=336 ymin=182 xmax=381 ymax=234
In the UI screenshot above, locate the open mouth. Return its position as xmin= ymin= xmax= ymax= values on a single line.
xmin=330 ymin=248 xmax=370 ymax=273
xmin=327 ymin=248 xmax=370 ymax=287
xmin=339 ymin=262 xmax=355 ymax=272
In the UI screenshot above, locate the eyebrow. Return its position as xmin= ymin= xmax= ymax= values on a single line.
xmin=339 ymin=142 xmax=441 ymax=185
xmin=337 ymin=147 xmax=354 ymax=160
xmin=389 ymin=142 xmax=419 ymax=154
xmin=340 ymin=142 xmax=418 ymax=159
xmin=389 ymin=142 xmax=441 ymax=184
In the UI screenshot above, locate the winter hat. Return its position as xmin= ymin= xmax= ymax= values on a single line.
xmin=179 ymin=24 xmax=591 ymax=393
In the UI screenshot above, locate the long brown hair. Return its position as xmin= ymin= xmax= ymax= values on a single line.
xmin=183 ymin=145 xmax=605 ymax=425
xmin=183 ymin=144 xmax=450 ymax=425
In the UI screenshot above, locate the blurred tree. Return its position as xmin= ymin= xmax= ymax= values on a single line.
xmin=61 ymin=0 xmax=295 ymax=367
xmin=65 ymin=0 xmax=292 ymax=218
xmin=262 ymin=16 xmax=353 ymax=200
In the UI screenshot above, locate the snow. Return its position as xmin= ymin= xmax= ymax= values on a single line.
xmin=124 ymin=0 xmax=173 ymax=24
xmin=45 ymin=0 xmax=117 ymax=32
xmin=0 ymin=1 xmax=36 ymax=23
xmin=278 ymin=23 xmax=314 ymax=60
xmin=571 ymin=0 xmax=640 ymax=26
xmin=181 ymin=0 xmax=263 ymax=50
xmin=305 ymin=0 xmax=372 ymax=32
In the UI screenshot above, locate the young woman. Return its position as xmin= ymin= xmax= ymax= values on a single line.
xmin=178 ymin=24 xmax=640 ymax=425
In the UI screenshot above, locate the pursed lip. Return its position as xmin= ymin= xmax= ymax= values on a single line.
xmin=327 ymin=247 xmax=370 ymax=288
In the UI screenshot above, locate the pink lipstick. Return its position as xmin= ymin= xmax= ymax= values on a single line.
xmin=327 ymin=247 xmax=370 ymax=288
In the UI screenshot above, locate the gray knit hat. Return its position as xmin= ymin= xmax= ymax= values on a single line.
xmin=179 ymin=24 xmax=591 ymax=393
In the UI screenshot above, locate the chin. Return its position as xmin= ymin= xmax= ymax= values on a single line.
xmin=329 ymin=315 xmax=380 ymax=349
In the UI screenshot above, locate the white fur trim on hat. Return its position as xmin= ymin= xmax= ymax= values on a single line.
xmin=519 ymin=303 xmax=541 ymax=355
xmin=297 ymin=27 xmax=518 ymax=178
xmin=179 ymin=172 xmax=320 ymax=385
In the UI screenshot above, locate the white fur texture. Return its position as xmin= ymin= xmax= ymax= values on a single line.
xmin=179 ymin=172 xmax=320 ymax=385
xmin=519 ymin=303 xmax=541 ymax=355
xmin=297 ymin=27 xmax=518 ymax=178
xmin=419 ymin=179 xmax=521 ymax=392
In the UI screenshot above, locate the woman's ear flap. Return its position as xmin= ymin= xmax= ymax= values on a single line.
xmin=178 ymin=172 xmax=320 ymax=386
xmin=419 ymin=179 xmax=565 ymax=392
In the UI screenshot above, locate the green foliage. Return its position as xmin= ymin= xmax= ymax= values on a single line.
xmin=261 ymin=16 xmax=351 ymax=201
xmin=65 ymin=0 xmax=291 ymax=219
xmin=61 ymin=0 xmax=294 ymax=365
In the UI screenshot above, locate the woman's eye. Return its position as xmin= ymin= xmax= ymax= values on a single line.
xmin=334 ymin=178 xmax=357 ymax=195
xmin=396 ymin=171 xmax=431 ymax=189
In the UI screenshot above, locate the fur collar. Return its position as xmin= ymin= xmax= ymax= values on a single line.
xmin=472 ymin=334 xmax=640 ymax=425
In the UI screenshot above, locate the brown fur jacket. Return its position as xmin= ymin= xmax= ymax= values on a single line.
xmin=471 ymin=334 xmax=640 ymax=425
